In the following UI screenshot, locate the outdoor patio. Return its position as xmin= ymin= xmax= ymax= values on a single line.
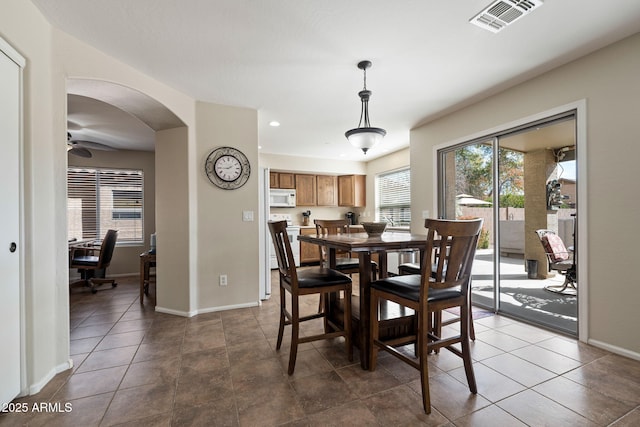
xmin=470 ymin=249 xmax=578 ymax=336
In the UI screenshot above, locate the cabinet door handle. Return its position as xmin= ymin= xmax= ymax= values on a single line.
xmin=9 ymin=242 xmax=17 ymax=253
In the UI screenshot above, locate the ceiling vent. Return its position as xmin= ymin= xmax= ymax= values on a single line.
xmin=470 ymin=0 xmax=543 ymax=33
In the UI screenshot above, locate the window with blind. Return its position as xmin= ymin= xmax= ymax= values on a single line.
xmin=67 ymin=167 xmax=143 ymax=243
xmin=376 ymin=168 xmax=411 ymax=226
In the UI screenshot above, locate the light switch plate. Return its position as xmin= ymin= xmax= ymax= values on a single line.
xmin=422 ymin=210 xmax=430 ymax=219
xmin=242 ymin=210 xmax=254 ymax=221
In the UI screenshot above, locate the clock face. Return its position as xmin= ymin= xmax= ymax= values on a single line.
xmin=214 ymin=155 xmax=242 ymax=181
xmin=205 ymin=147 xmax=251 ymax=190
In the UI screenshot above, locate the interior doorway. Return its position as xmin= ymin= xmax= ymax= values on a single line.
xmin=438 ymin=112 xmax=579 ymax=336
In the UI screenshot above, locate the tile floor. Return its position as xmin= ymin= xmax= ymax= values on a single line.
xmin=2 ymin=274 xmax=640 ymax=426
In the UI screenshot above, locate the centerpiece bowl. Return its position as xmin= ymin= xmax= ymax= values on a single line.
xmin=361 ymin=222 xmax=387 ymax=237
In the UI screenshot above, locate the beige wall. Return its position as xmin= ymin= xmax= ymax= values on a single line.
xmin=410 ymin=32 xmax=640 ymax=357
xmin=195 ymin=102 xmax=259 ymax=309
xmin=68 ymin=150 xmax=156 ymax=275
xmin=156 ymin=127 xmax=191 ymax=312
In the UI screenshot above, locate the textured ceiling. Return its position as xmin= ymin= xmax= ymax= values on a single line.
xmin=33 ymin=0 xmax=640 ymax=160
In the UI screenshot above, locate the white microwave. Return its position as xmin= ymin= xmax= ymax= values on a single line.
xmin=270 ymin=189 xmax=296 ymax=207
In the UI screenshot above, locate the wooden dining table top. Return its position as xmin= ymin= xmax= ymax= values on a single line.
xmin=298 ymin=230 xmax=428 ymax=252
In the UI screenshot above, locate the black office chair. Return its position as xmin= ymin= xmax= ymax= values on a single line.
xmin=70 ymin=229 xmax=118 ymax=293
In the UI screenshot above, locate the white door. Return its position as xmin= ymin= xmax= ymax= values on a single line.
xmin=0 ymin=43 xmax=23 ymax=405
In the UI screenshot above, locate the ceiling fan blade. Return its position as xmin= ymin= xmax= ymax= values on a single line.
xmin=68 ymin=147 xmax=93 ymax=158
xmin=73 ymin=140 xmax=118 ymax=151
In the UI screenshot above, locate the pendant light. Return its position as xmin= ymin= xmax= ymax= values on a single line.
xmin=345 ymin=60 xmax=386 ymax=154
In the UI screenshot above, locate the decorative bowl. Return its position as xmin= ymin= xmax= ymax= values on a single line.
xmin=361 ymin=222 xmax=387 ymax=237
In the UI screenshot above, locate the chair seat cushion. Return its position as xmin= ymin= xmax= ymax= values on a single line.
xmin=398 ymin=262 xmax=420 ymax=274
xmin=294 ymin=267 xmax=352 ymax=288
xmin=71 ymin=255 xmax=99 ymax=266
xmin=335 ymin=257 xmax=377 ymax=270
xmin=371 ymin=275 xmax=462 ymax=302
xmin=550 ymin=259 xmax=574 ymax=270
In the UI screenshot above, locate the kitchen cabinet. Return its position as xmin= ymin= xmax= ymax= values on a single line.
xmin=270 ymin=172 xmax=295 ymax=189
xmin=295 ymin=174 xmax=316 ymax=206
xmin=316 ymin=175 xmax=338 ymax=206
xmin=299 ymin=227 xmax=321 ymax=264
xmin=338 ymin=175 xmax=366 ymax=207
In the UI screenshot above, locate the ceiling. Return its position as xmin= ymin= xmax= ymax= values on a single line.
xmin=33 ymin=0 xmax=640 ymax=161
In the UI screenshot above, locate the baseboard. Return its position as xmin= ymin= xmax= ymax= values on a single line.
xmin=588 ymin=338 xmax=640 ymax=362
xmin=196 ymin=301 xmax=259 ymax=315
xmin=154 ymin=306 xmax=197 ymax=317
xmin=27 ymin=359 xmax=73 ymax=396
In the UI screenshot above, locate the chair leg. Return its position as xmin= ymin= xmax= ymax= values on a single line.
xmin=419 ymin=310 xmax=431 ymax=414
xmin=276 ymin=287 xmax=286 ymax=351
xmin=369 ymin=290 xmax=380 ymax=371
xmin=460 ymin=304 xmax=477 ymax=394
xmin=288 ymin=295 xmax=300 ymax=375
xmin=343 ymin=288 xmax=353 ymax=362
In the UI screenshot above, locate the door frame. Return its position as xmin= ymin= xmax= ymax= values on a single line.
xmin=432 ymin=100 xmax=588 ymax=341
xmin=0 ymin=35 xmax=27 ymax=399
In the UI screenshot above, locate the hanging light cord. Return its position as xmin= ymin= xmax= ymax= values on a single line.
xmin=358 ymin=67 xmax=371 ymax=128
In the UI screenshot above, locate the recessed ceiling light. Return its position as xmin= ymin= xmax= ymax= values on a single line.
xmin=269 ymin=121 xmax=280 ymax=127
xmin=258 ymin=145 xmax=262 ymax=149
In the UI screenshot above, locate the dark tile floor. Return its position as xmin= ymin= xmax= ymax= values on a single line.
xmin=2 ymin=274 xmax=640 ymax=426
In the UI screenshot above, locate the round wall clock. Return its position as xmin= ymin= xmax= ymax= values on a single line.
xmin=204 ymin=146 xmax=251 ymax=190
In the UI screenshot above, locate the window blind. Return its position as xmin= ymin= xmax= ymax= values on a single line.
xmin=67 ymin=167 xmax=143 ymax=243
xmin=376 ymin=168 xmax=411 ymax=226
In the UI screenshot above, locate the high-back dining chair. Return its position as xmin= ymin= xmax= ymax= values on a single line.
xmin=368 ymin=218 xmax=482 ymax=414
xmin=314 ymin=219 xmax=378 ymax=280
xmin=70 ymin=229 xmax=119 ymax=294
xmin=268 ymin=220 xmax=353 ymax=374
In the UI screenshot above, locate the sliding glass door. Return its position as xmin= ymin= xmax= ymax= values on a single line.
xmin=439 ymin=139 xmax=496 ymax=311
xmin=438 ymin=113 xmax=578 ymax=335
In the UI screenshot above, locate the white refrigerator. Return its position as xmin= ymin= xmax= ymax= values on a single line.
xmin=258 ymin=167 xmax=271 ymax=300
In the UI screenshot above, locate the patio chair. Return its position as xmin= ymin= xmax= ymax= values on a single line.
xmin=535 ymin=229 xmax=576 ymax=295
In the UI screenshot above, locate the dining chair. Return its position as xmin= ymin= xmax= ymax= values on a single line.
xmin=314 ymin=218 xmax=378 ymax=278
xmin=69 ymin=229 xmax=119 ymax=294
xmin=314 ymin=219 xmax=378 ymax=314
xmin=268 ymin=220 xmax=353 ymax=375
xmin=369 ymin=218 xmax=482 ymax=414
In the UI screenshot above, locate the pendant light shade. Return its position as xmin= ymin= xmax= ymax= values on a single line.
xmin=345 ymin=60 xmax=386 ymax=154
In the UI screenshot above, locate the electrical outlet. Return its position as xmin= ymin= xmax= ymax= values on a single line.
xmin=219 ymin=274 xmax=228 ymax=286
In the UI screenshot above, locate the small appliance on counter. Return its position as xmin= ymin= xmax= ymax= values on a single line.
xmin=345 ymin=212 xmax=356 ymax=225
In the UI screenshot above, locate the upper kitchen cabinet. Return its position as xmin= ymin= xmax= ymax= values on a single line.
xmin=338 ymin=175 xmax=366 ymax=207
xmin=316 ymin=175 xmax=338 ymax=206
xmin=295 ymin=174 xmax=316 ymax=206
xmin=270 ymin=172 xmax=295 ymax=189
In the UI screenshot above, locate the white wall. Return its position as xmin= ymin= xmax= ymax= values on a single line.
xmin=410 ymin=32 xmax=640 ymax=357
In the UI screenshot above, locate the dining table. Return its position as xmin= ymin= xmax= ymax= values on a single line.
xmin=298 ymin=230 xmax=427 ymax=369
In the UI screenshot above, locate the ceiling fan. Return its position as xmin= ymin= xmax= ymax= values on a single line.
xmin=67 ymin=132 xmax=116 ymax=158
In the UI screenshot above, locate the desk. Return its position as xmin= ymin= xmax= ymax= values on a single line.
xmin=298 ymin=231 xmax=426 ymax=369
xmin=139 ymin=251 xmax=156 ymax=304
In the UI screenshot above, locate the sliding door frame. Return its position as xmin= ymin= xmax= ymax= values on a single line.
xmin=432 ymin=100 xmax=588 ymax=341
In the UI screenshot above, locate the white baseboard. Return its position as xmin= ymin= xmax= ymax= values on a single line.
xmin=195 ymin=301 xmax=259 ymax=315
xmin=27 ymin=359 xmax=73 ymax=396
xmin=154 ymin=301 xmax=260 ymax=318
xmin=588 ymin=339 xmax=640 ymax=362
